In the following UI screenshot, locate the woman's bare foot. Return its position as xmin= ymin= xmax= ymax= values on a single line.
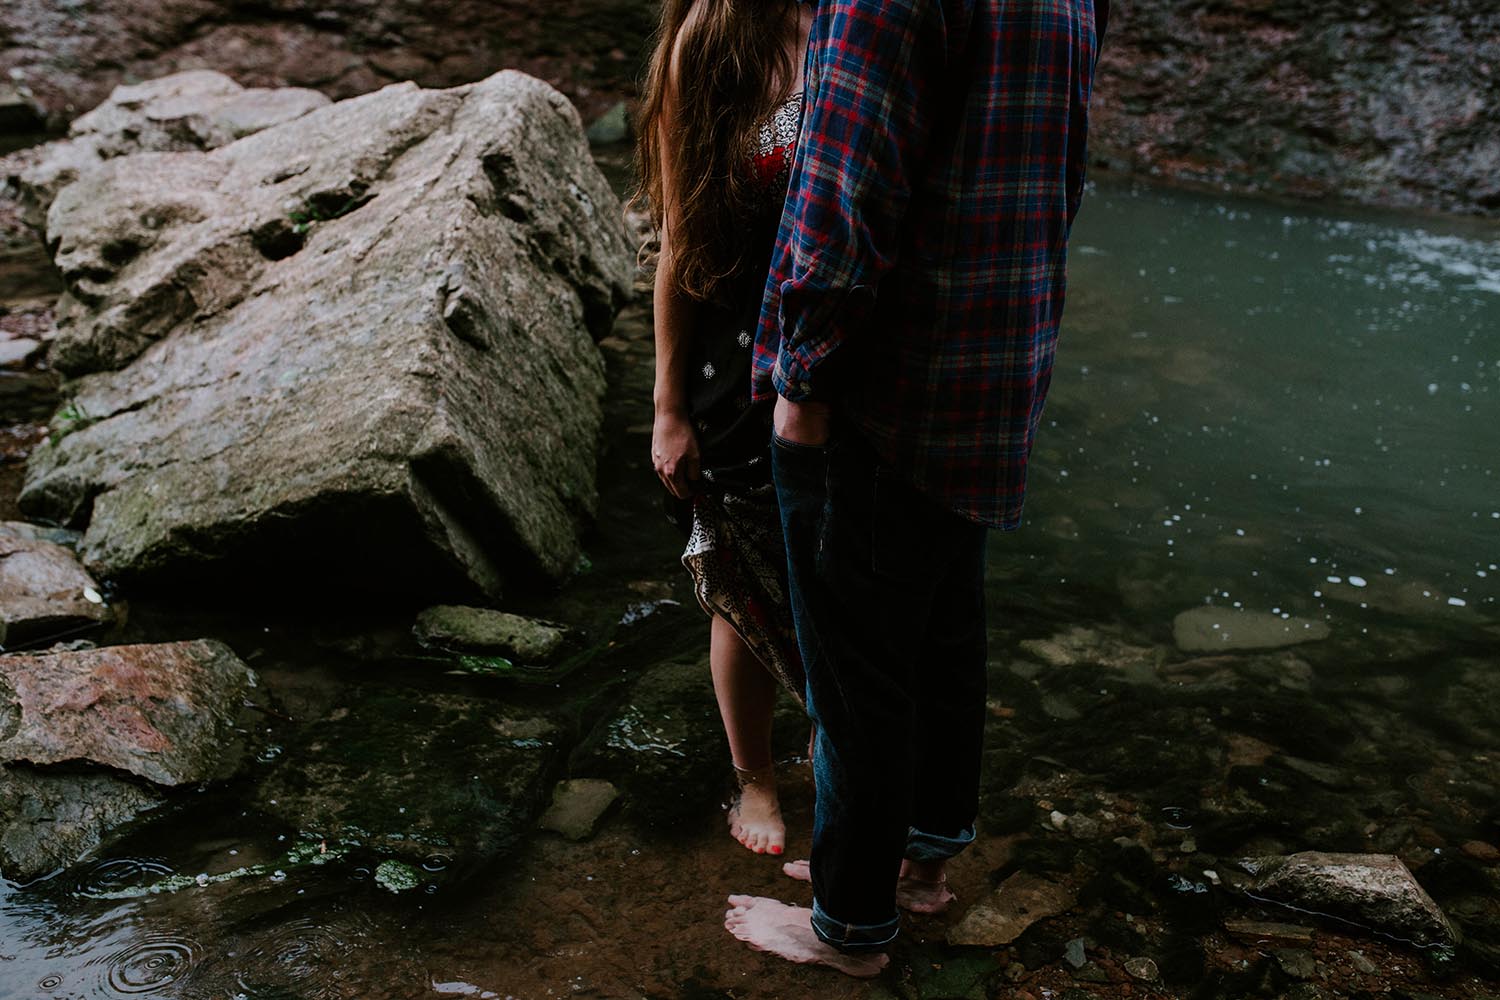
xmin=724 ymin=895 xmax=889 ymax=978
xmin=781 ymin=858 xmax=956 ymax=914
xmin=728 ymin=767 xmax=785 ymax=855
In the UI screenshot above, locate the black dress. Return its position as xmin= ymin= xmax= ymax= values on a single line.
xmin=671 ymin=91 xmax=806 ymax=705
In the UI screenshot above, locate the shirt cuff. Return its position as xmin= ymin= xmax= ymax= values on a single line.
xmin=772 ymin=282 xmax=874 ymax=402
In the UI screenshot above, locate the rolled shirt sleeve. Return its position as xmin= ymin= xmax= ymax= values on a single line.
xmin=767 ymin=0 xmax=949 ymax=403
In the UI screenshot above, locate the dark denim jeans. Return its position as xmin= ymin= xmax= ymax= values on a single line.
xmin=771 ymin=426 xmax=988 ymax=953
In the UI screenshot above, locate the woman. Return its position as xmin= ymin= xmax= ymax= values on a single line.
xmin=634 ymin=0 xmax=813 ymax=857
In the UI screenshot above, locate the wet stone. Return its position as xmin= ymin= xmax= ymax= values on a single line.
xmin=1073 ymin=961 xmax=1109 ymax=983
xmin=1124 ymin=956 xmax=1159 ymax=981
xmin=948 ymin=872 xmax=1077 ymax=947
xmin=585 ymin=101 xmax=629 ymax=146
xmin=537 ymin=778 xmax=619 ymax=841
xmin=1065 ymin=936 xmax=1087 ymax=968
xmin=1274 ymin=948 xmax=1317 ymax=980
xmin=574 ymin=656 xmax=728 ymax=831
xmin=0 ymin=764 xmax=162 ymax=882
xmin=1461 ymin=840 xmax=1500 ymax=864
xmin=1172 ymin=606 xmax=1330 ymax=652
xmin=0 ymin=639 xmax=254 ymax=785
xmin=1347 ymin=950 xmax=1378 ymax=975
xmin=0 ymin=521 xmax=113 ymax=646
xmin=1223 ymin=919 xmax=1315 ymax=945
xmin=1239 ymin=851 xmax=1458 ymax=946
xmin=413 ymin=605 xmax=569 ymax=664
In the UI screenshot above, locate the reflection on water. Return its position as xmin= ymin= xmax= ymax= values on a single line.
xmin=1025 ymin=177 xmax=1497 ymax=628
xmin=1 ymin=174 xmax=1497 ymax=997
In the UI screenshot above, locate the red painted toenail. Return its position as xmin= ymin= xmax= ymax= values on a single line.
xmin=771 ymin=846 xmax=783 ymax=854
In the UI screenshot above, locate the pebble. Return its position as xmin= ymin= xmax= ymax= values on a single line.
xmin=1274 ymin=948 xmax=1317 ymax=980
xmin=1347 ymin=950 xmax=1378 ymax=975
xmin=1064 ymin=937 xmax=1087 ymax=969
xmin=1073 ymin=961 xmax=1110 ymax=983
xmin=1461 ymin=840 xmax=1499 ymax=863
xmin=1124 ymin=957 xmax=1159 ymax=981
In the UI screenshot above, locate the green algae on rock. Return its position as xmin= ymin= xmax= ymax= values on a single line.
xmin=374 ymin=859 xmax=421 ymax=894
xmin=414 ymin=605 xmax=569 ymax=664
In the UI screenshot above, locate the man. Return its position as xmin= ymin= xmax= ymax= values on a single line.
xmin=724 ymin=0 xmax=1107 ymax=977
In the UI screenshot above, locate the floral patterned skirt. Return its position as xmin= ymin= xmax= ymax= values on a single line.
xmin=682 ymin=485 xmax=805 ymax=708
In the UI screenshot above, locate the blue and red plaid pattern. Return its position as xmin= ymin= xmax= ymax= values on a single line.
xmin=753 ymin=0 xmax=1105 ymax=529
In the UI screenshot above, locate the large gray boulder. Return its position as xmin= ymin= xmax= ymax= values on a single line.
xmin=19 ymin=70 xmax=633 ymax=598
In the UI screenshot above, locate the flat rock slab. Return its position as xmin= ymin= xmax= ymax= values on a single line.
xmin=0 ymin=521 xmax=112 ymax=646
xmin=538 ymin=778 xmax=619 ymax=841
xmin=414 ymin=604 xmax=569 ymax=663
xmin=947 ymin=872 xmax=1077 ymax=947
xmin=253 ymin=686 xmax=562 ymax=868
xmin=19 ymin=69 xmax=632 ymax=599
xmin=0 ymin=763 xmax=161 ymax=882
xmin=1173 ymin=607 xmax=1330 ymax=652
xmin=1223 ymin=919 xmax=1315 ymax=945
xmin=1239 ymin=851 xmax=1458 ymax=946
xmin=0 ymin=639 xmax=254 ymax=786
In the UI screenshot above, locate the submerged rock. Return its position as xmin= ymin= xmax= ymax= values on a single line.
xmin=538 ymin=778 xmax=619 ymax=841
xmin=19 ymin=70 xmax=632 ymax=599
xmin=0 ymin=639 xmax=254 ymax=785
xmin=947 ymin=872 xmax=1077 ymax=947
xmin=253 ymin=686 xmax=562 ymax=868
xmin=1173 ymin=607 xmax=1330 ymax=652
xmin=0 ymin=764 xmax=161 ymax=882
xmin=575 ymin=656 xmax=729 ymax=829
xmin=1239 ymin=851 xmax=1459 ymax=946
xmin=414 ymin=604 xmax=569 ymax=664
xmin=0 ymin=520 xmax=113 ymax=646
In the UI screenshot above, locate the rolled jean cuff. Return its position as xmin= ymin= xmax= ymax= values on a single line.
xmin=810 ymin=898 xmax=899 ymax=953
xmin=905 ymin=824 xmax=976 ymax=863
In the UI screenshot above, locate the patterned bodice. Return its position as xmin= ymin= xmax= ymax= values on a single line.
xmin=747 ymin=92 xmax=804 ymax=213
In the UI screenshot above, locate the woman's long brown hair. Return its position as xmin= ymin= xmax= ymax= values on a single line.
xmin=634 ymin=0 xmax=799 ymax=302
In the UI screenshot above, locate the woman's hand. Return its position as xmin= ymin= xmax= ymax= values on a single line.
xmin=652 ymin=408 xmax=702 ymax=499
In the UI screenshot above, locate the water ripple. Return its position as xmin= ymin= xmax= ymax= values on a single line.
xmin=84 ymin=933 xmax=203 ymax=996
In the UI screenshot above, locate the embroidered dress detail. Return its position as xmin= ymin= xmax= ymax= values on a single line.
xmin=749 ymin=92 xmax=804 ymax=205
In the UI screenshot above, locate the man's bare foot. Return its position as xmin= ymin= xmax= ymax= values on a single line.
xmin=895 ymin=858 xmax=956 ymax=914
xmin=724 ymin=895 xmax=889 ymax=978
xmin=781 ymin=858 xmax=956 ymax=914
xmin=728 ymin=767 xmax=785 ymax=855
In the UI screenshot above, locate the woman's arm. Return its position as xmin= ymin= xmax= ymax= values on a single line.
xmin=651 ymin=39 xmax=704 ymax=500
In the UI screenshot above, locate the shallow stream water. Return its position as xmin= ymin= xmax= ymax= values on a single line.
xmin=1 ymin=173 xmax=1496 ymax=999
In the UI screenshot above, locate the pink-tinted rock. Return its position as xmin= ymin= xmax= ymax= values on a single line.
xmin=0 ymin=638 xmax=254 ymax=785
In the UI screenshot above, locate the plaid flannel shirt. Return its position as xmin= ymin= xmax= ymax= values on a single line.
xmin=753 ymin=0 xmax=1105 ymax=529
